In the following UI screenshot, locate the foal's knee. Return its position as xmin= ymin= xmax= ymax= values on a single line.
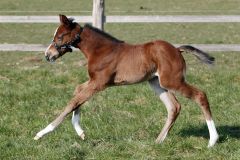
xmin=73 ymin=81 xmax=90 ymax=96
xmin=73 ymin=85 xmax=84 ymax=96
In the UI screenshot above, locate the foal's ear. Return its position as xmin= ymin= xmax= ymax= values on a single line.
xmin=59 ymin=14 xmax=71 ymax=26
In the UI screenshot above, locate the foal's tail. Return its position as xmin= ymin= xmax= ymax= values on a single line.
xmin=178 ymin=45 xmax=215 ymax=65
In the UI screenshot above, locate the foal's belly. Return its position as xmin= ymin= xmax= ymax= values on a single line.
xmin=113 ymin=49 xmax=157 ymax=85
xmin=114 ymin=74 xmax=145 ymax=85
xmin=113 ymin=68 xmax=156 ymax=85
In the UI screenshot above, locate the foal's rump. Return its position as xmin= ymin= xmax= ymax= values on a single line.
xmin=148 ymin=41 xmax=214 ymax=67
xmin=146 ymin=41 xmax=215 ymax=90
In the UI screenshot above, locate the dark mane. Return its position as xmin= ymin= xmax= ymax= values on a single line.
xmin=68 ymin=17 xmax=75 ymax=23
xmin=83 ymin=24 xmax=124 ymax=43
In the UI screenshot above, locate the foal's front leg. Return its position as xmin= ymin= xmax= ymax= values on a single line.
xmin=34 ymin=81 xmax=100 ymax=140
xmin=71 ymin=107 xmax=85 ymax=140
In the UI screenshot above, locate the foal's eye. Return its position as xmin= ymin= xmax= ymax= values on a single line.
xmin=57 ymin=37 xmax=62 ymax=41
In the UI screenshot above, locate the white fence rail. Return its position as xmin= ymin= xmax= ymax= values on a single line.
xmin=1 ymin=0 xmax=239 ymax=52
xmin=2 ymin=15 xmax=240 ymax=23
xmin=1 ymin=44 xmax=240 ymax=52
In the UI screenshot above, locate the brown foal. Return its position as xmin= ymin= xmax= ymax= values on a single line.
xmin=34 ymin=15 xmax=219 ymax=147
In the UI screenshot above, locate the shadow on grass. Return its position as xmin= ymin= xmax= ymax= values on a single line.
xmin=178 ymin=125 xmax=240 ymax=143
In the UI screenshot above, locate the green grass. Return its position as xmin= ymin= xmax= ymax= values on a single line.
xmin=1 ymin=0 xmax=240 ymax=159
xmin=1 ymin=0 xmax=240 ymax=15
xmin=0 ymin=51 xmax=240 ymax=159
xmin=1 ymin=23 xmax=240 ymax=44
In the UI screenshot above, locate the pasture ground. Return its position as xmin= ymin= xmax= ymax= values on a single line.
xmin=0 ymin=0 xmax=240 ymax=159
xmin=0 ymin=51 xmax=240 ymax=159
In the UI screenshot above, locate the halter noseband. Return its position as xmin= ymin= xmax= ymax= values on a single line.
xmin=52 ymin=28 xmax=82 ymax=55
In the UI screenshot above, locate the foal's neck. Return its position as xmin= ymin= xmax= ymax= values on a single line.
xmin=77 ymin=26 xmax=123 ymax=59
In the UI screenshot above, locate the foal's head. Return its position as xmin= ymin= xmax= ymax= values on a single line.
xmin=45 ymin=15 xmax=82 ymax=62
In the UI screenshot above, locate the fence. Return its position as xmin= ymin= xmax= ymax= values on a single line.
xmin=0 ymin=0 xmax=240 ymax=52
xmin=2 ymin=15 xmax=240 ymax=23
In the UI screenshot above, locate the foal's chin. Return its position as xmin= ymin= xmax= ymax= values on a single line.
xmin=47 ymin=52 xmax=64 ymax=62
xmin=46 ymin=54 xmax=59 ymax=62
xmin=49 ymin=57 xmax=58 ymax=62
xmin=50 ymin=49 xmax=72 ymax=62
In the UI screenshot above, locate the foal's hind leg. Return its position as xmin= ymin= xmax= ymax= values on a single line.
xmin=149 ymin=77 xmax=181 ymax=143
xmin=164 ymin=80 xmax=219 ymax=147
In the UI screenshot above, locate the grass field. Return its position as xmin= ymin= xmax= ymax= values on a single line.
xmin=0 ymin=51 xmax=240 ymax=159
xmin=1 ymin=0 xmax=240 ymax=15
xmin=1 ymin=0 xmax=240 ymax=159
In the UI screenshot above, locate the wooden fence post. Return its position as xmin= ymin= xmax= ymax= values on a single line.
xmin=92 ymin=0 xmax=105 ymax=30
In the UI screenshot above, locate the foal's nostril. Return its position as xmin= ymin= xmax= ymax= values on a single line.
xmin=45 ymin=55 xmax=50 ymax=61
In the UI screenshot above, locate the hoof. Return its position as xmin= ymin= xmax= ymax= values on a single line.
xmin=155 ymin=132 xmax=167 ymax=144
xmin=155 ymin=138 xmax=161 ymax=144
xmin=207 ymin=134 xmax=219 ymax=148
xmin=155 ymin=138 xmax=164 ymax=144
xmin=34 ymin=135 xmax=41 ymax=140
xmin=155 ymin=136 xmax=165 ymax=144
xmin=80 ymin=133 xmax=85 ymax=140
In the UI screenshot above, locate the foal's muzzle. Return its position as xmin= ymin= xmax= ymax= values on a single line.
xmin=45 ymin=54 xmax=57 ymax=62
xmin=45 ymin=46 xmax=73 ymax=62
xmin=45 ymin=49 xmax=58 ymax=62
xmin=45 ymin=54 xmax=50 ymax=61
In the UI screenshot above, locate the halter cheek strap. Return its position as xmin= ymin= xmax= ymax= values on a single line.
xmin=52 ymin=27 xmax=83 ymax=55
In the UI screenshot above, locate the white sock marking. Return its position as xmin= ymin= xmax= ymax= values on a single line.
xmin=72 ymin=111 xmax=84 ymax=137
xmin=36 ymin=123 xmax=55 ymax=138
xmin=206 ymin=119 xmax=219 ymax=147
xmin=158 ymin=92 xmax=174 ymax=142
xmin=160 ymin=92 xmax=172 ymax=112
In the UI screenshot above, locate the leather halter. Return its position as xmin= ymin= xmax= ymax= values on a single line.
xmin=52 ymin=27 xmax=83 ymax=55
